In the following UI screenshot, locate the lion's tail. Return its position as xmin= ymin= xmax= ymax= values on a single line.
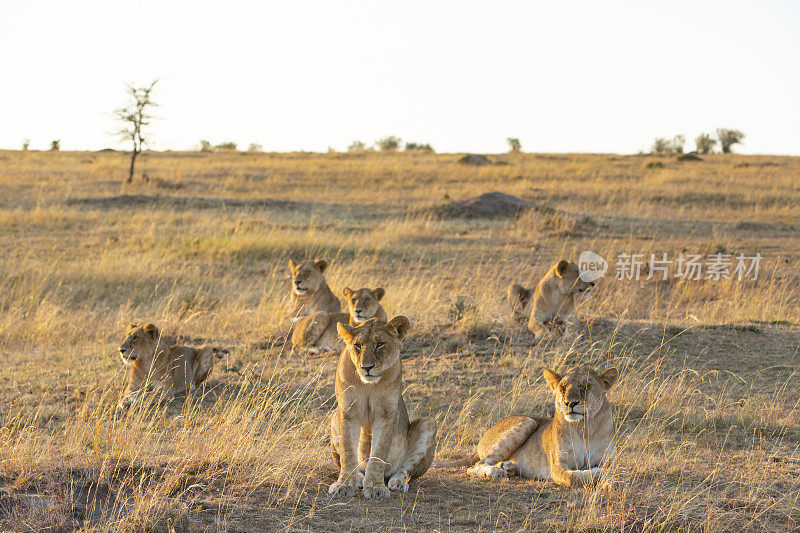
xmin=432 ymin=452 xmax=479 ymax=469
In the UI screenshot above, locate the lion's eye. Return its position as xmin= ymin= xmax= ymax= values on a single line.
xmin=375 ymin=342 xmax=385 ymax=350
xmin=353 ymin=343 xmax=362 ymax=352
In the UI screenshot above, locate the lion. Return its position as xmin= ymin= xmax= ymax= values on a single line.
xmin=117 ymin=323 xmax=228 ymax=409
xmin=329 ymin=317 xmax=437 ymax=499
xmin=462 ymin=365 xmax=618 ymax=487
xmin=285 ymin=259 xmax=340 ymax=325
xmin=508 ymin=259 xmax=594 ymax=340
xmin=291 ymin=287 xmax=387 ymax=355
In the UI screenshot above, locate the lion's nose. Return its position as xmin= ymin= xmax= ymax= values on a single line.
xmin=565 ymin=401 xmax=579 ymax=409
xmin=361 ymin=364 xmax=374 ymax=373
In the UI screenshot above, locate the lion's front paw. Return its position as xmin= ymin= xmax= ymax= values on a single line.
xmin=499 ymin=461 xmax=516 ymax=477
xmin=328 ymin=481 xmax=357 ymax=498
xmin=468 ymin=464 xmax=507 ymax=480
xmin=387 ymin=474 xmax=409 ymax=493
xmin=363 ymin=484 xmax=391 ymax=499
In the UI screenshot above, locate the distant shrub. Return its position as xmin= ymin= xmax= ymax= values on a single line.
xmin=199 ymin=139 xmax=213 ymax=152
xmin=677 ymin=152 xmax=702 ymax=162
xmin=348 ymin=140 xmax=367 ymax=152
xmin=695 ymin=133 xmax=716 ymax=154
xmin=651 ymin=138 xmax=671 ymax=153
xmin=716 ymin=128 xmax=745 ymax=154
xmin=215 ymin=142 xmax=237 ymax=151
xmin=645 ymin=161 xmax=665 ymax=169
xmin=672 ymin=135 xmax=685 ymax=153
xmin=506 ymin=137 xmax=521 ymax=153
xmin=405 ymin=142 xmax=434 ymax=152
xmin=447 ymin=295 xmax=477 ymax=322
xmin=651 ymin=135 xmax=685 ymax=154
xmin=247 ymin=143 xmax=263 ymax=153
xmin=50 ymin=139 xmax=60 ymax=151
xmin=22 ymin=139 xmax=30 ymax=151
xmin=375 ymin=136 xmax=402 ymax=151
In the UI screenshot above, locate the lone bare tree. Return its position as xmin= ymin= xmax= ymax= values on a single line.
xmin=114 ymin=80 xmax=158 ymax=183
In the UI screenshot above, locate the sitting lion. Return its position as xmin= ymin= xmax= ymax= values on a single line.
xmin=508 ymin=259 xmax=594 ymax=340
xmin=291 ymin=287 xmax=387 ymax=355
xmin=464 ymin=365 xmax=618 ymax=487
xmin=117 ymin=323 xmax=228 ymax=409
xmin=329 ymin=317 xmax=437 ymax=499
xmin=285 ymin=259 xmax=340 ymax=324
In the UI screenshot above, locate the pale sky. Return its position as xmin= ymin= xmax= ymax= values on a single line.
xmin=2 ymin=1 xmax=798 ymax=154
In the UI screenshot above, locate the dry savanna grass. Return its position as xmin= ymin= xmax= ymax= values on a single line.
xmin=0 ymin=149 xmax=798 ymax=531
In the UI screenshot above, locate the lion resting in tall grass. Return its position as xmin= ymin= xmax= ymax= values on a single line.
xmin=117 ymin=323 xmax=227 ymax=409
xmin=329 ymin=317 xmax=437 ymax=499
xmin=285 ymin=259 xmax=340 ymax=324
xmin=508 ymin=259 xmax=594 ymax=340
xmin=465 ymin=365 xmax=618 ymax=487
xmin=291 ymin=287 xmax=387 ymax=355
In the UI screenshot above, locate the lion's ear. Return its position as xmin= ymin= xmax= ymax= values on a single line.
xmin=543 ymin=369 xmax=562 ymax=390
xmin=508 ymin=284 xmax=531 ymax=308
xmin=288 ymin=260 xmax=296 ymax=273
xmin=143 ymin=323 xmax=159 ymax=339
xmin=555 ymin=260 xmax=570 ymax=278
xmin=373 ymin=287 xmax=385 ymax=301
xmin=387 ymin=316 xmax=411 ymax=341
xmin=342 ymin=287 xmax=353 ymax=299
xmin=598 ymin=367 xmax=619 ymax=390
xmin=337 ymin=322 xmax=356 ymax=342
xmin=314 ymin=259 xmax=328 ymax=273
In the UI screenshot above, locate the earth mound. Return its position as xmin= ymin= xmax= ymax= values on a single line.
xmin=457 ymin=154 xmax=493 ymax=166
xmin=423 ymin=192 xmax=531 ymax=219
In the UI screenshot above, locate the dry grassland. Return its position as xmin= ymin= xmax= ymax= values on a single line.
xmin=0 ymin=149 xmax=798 ymax=531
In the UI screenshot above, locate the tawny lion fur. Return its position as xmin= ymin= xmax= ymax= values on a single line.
xmin=285 ymin=259 xmax=340 ymax=324
xmin=463 ymin=365 xmax=618 ymax=487
xmin=291 ymin=287 xmax=387 ymax=355
xmin=117 ymin=323 xmax=227 ymax=409
xmin=508 ymin=259 xmax=594 ymax=340
xmin=329 ymin=317 xmax=437 ymax=499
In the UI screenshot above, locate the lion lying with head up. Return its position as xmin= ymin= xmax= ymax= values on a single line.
xmin=329 ymin=316 xmax=437 ymax=499
xmin=461 ymin=365 xmax=618 ymax=487
xmin=117 ymin=323 xmax=228 ymax=409
xmin=508 ymin=259 xmax=595 ymax=341
xmin=291 ymin=287 xmax=387 ymax=355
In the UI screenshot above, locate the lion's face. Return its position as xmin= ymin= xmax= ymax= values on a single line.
xmin=543 ymin=365 xmax=618 ymax=422
xmin=288 ymin=259 xmax=328 ymax=296
xmin=118 ymin=323 xmax=159 ymax=363
xmin=555 ymin=260 xmax=595 ymax=296
xmin=337 ymin=316 xmax=411 ymax=384
xmin=343 ymin=287 xmax=385 ymax=324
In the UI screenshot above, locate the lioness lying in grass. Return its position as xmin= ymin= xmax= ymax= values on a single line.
xmin=463 ymin=365 xmax=618 ymax=487
xmin=117 ymin=323 xmax=228 ymax=409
